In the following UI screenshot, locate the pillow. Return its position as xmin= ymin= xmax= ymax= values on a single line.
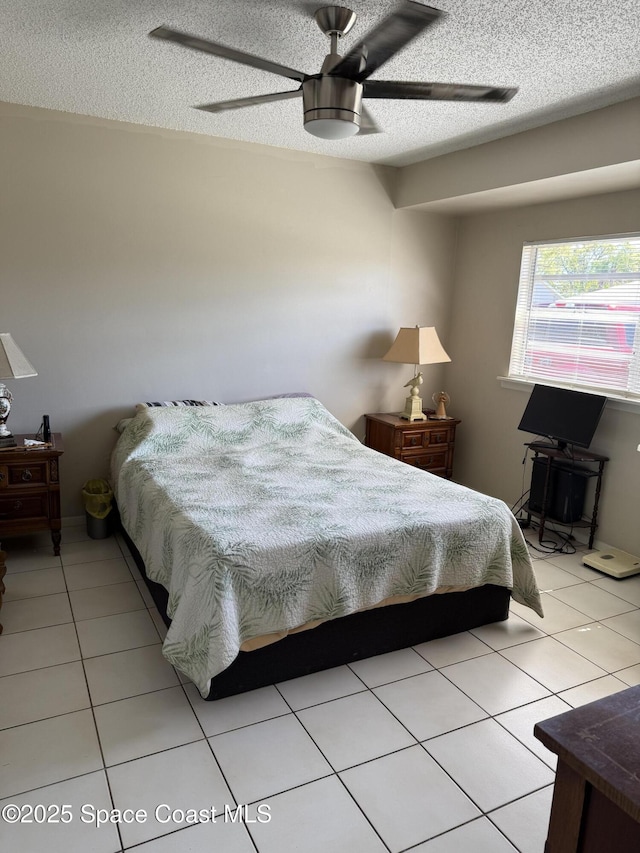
xmin=266 ymin=392 xmax=314 ymax=399
xmin=135 ymin=399 xmax=224 ymax=412
xmin=114 ymin=417 xmax=134 ymax=434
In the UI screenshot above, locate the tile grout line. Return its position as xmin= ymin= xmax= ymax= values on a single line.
xmin=65 ymin=539 xmax=127 ymax=853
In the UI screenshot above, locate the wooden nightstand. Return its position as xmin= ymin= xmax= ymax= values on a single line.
xmin=0 ymin=433 xmax=64 ymax=555
xmin=364 ymin=413 xmax=460 ymax=479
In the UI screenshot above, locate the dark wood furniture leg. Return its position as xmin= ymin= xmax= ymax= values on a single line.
xmin=0 ymin=548 xmax=6 ymax=634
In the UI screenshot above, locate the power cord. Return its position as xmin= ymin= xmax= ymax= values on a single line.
xmin=522 ymin=518 xmax=577 ymax=556
xmin=510 ymin=489 xmax=531 ymax=519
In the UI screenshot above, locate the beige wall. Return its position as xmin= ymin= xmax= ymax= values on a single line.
xmin=446 ymin=188 xmax=640 ymax=554
xmin=0 ymin=103 xmax=456 ymax=517
xmin=3 ymin=99 xmax=637 ymax=552
xmin=395 ymin=98 xmax=640 ymax=210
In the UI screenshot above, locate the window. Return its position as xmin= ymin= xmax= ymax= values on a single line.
xmin=508 ymin=234 xmax=640 ymax=400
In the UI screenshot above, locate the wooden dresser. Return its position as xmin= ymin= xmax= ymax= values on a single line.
xmin=0 ymin=433 xmax=64 ymax=556
xmin=535 ymin=686 xmax=640 ymax=852
xmin=364 ymin=413 xmax=460 ymax=479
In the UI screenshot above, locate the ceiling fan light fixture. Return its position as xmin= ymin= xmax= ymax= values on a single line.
xmin=304 ymin=115 xmax=360 ymax=139
xmin=302 ymin=76 xmax=362 ymax=139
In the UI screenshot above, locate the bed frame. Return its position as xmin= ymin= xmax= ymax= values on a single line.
xmin=120 ymin=526 xmax=510 ymax=701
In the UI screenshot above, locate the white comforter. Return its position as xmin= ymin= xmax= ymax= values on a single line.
xmin=112 ymin=398 xmax=542 ymax=695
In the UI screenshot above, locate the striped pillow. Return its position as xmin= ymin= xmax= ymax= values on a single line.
xmin=135 ymin=400 xmax=224 ymax=411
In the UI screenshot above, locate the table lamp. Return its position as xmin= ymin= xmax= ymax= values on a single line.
xmin=0 ymin=333 xmax=38 ymax=447
xmin=383 ymin=326 xmax=450 ymax=421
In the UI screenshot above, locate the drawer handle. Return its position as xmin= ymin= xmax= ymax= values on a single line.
xmin=0 ymin=472 xmax=4 ymax=481
xmin=0 ymin=501 xmax=23 ymax=516
xmin=22 ymin=470 xmax=33 ymax=482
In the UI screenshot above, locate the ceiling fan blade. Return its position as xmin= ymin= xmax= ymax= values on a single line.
xmin=358 ymin=106 xmax=382 ymax=135
xmin=150 ymin=26 xmax=307 ymax=83
xmin=196 ymin=90 xmax=303 ymax=114
xmin=363 ymin=80 xmax=518 ymax=102
xmin=329 ymin=1 xmax=443 ymax=83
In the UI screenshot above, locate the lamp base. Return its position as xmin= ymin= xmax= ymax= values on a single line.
xmin=400 ymin=394 xmax=427 ymax=422
xmin=0 ymin=382 xmax=13 ymax=439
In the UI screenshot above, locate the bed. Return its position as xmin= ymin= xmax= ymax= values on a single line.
xmin=111 ymin=397 xmax=542 ymax=700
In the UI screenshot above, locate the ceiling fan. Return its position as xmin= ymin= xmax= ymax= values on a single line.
xmin=150 ymin=1 xmax=517 ymax=140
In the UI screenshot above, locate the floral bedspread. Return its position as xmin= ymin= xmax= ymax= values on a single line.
xmin=112 ymin=397 xmax=542 ymax=695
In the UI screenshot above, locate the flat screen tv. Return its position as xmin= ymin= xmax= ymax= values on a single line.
xmin=517 ymin=384 xmax=606 ymax=450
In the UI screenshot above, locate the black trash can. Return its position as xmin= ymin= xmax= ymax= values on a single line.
xmin=82 ymin=479 xmax=114 ymax=539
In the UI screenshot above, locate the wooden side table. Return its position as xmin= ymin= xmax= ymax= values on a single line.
xmin=0 ymin=433 xmax=64 ymax=555
xmin=364 ymin=412 xmax=460 ymax=479
xmin=535 ymin=686 xmax=640 ymax=852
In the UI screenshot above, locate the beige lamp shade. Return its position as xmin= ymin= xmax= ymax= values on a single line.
xmin=0 ymin=333 xmax=37 ymax=379
xmin=382 ymin=326 xmax=450 ymax=366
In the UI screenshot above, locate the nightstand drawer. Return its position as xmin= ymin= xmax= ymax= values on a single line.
xmin=4 ymin=461 xmax=48 ymax=488
xmin=0 ymin=492 xmax=49 ymax=521
xmin=400 ymin=427 xmax=453 ymax=450
xmin=402 ymin=449 xmax=449 ymax=471
xmin=402 ymin=431 xmax=428 ymax=449
xmin=425 ymin=428 xmax=451 ymax=446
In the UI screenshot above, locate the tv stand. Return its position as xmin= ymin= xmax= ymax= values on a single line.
xmin=524 ymin=444 xmax=609 ymax=549
xmin=527 ymin=440 xmax=580 ymax=460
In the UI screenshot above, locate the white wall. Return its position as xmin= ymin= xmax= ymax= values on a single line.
xmin=445 ymin=188 xmax=640 ymax=554
xmin=0 ymin=102 xmax=456 ymax=517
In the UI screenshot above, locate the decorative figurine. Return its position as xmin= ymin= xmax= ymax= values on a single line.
xmin=401 ymin=372 xmax=426 ymax=421
xmin=431 ymin=391 xmax=451 ymax=420
xmin=403 ymin=371 xmax=424 ymax=394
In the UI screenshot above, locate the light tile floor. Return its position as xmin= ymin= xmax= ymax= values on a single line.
xmin=1 ymin=526 xmax=640 ymax=852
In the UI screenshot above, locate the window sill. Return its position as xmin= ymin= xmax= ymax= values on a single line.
xmin=498 ymin=376 xmax=640 ymax=415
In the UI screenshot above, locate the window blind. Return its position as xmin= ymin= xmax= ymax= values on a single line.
xmin=508 ymin=234 xmax=640 ymax=399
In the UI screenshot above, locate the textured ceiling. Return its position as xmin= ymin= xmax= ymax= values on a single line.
xmin=1 ymin=0 xmax=639 ymax=166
